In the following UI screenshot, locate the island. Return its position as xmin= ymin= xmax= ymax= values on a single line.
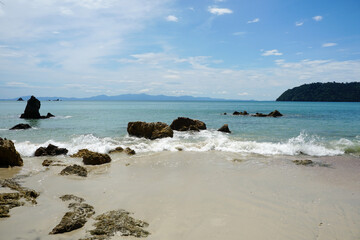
xmin=276 ymin=82 xmax=360 ymax=102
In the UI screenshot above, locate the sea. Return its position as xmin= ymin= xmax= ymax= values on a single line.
xmin=0 ymin=100 xmax=359 ymax=157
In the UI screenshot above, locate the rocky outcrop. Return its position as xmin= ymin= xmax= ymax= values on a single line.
xmin=34 ymin=144 xmax=68 ymax=156
xmin=170 ymin=117 xmax=206 ymax=131
xmin=82 ymin=151 xmax=111 ymax=165
xmin=125 ymin=147 xmax=136 ymax=155
xmin=50 ymin=195 xmax=95 ymax=234
xmin=218 ymin=124 xmax=231 ymax=133
xmin=17 ymin=97 xmax=24 ymax=101
xmin=252 ymin=110 xmax=283 ymax=118
xmin=60 ymin=164 xmax=87 ymax=177
xmin=109 ymin=147 xmax=124 ymax=154
xmin=20 ymin=96 xmax=55 ymax=119
xmin=70 ymin=149 xmax=91 ymax=158
xmin=0 ymin=138 xmax=23 ymax=167
xmin=83 ymin=209 xmax=150 ymax=239
xmin=233 ymin=111 xmax=248 ymax=116
xmin=59 ymin=194 xmax=84 ymax=203
xmin=127 ymin=121 xmax=173 ymax=140
xmin=293 ymin=160 xmax=313 ymax=166
xmin=9 ymin=123 xmax=31 ymax=130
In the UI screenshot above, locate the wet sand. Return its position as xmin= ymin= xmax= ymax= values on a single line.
xmin=0 ymin=152 xmax=360 ymax=240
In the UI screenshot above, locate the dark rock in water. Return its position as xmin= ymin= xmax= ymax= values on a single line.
xmin=60 ymin=194 xmax=84 ymax=203
xmin=84 ymin=209 xmax=149 ymax=239
xmin=50 ymin=199 xmax=95 ymax=234
xmin=218 ymin=124 xmax=231 ymax=133
xmin=223 ymin=112 xmax=227 ymax=115
xmin=233 ymin=111 xmax=248 ymax=116
xmin=46 ymin=112 xmax=55 ymax=118
xmin=34 ymin=144 xmax=68 ymax=156
xmin=125 ymin=147 xmax=136 ymax=155
xmin=0 ymin=137 xmax=23 ymax=167
xmin=42 ymin=159 xmax=53 ymax=167
xmin=10 ymin=123 xmax=31 ymax=130
xmin=293 ymin=160 xmax=313 ymax=166
xmin=252 ymin=112 xmax=268 ymax=117
xmin=20 ymin=96 xmax=41 ymax=119
xmin=233 ymin=111 xmax=240 ymax=115
xmin=109 ymin=147 xmax=124 ymax=154
xmin=268 ymin=110 xmax=283 ymax=117
xmin=170 ymin=117 xmax=206 ymax=131
xmin=17 ymin=98 xmax=24 ymax=101
xmin=127 ymin=121 xmax=173 ymax=140
xmin=60 ymin=164 xmax=87 ymax=177
xmin=70 ymin=149 xmax=91 ymax=158
xmin=82 ymin=151 xmax=111 ymax=165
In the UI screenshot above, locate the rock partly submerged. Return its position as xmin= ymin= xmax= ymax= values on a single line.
xmin=127 ymin=121 xmax=173 ymax=140
xmin=34 ymin=144 xmax=68 ymax=157
xmin=9 ymin=123 xmax=31 ymax=130
xmin=170 ymin=117 xmax=206 ymax=131
xmin=109 ymin=147 xmax=124 ymax=154
xmin=71 ymin=149 xmax=111 ymax=165
xmin=20 ymin=95 xmax=55 ymax=119
xmin=293 ymin=159 xmax=314 ymax=166
xmin=0 ymin=137 xmax=23 ymax=167
xmin=125 ymin=147 xmax=136 ymax=155
xmin=252 ymin=110 xmax=283 ymax=118
xmin=218 ymin=124 xmax=231 ymax=133
xmin=233 ymin=111 xmax=248 ymax=116
xmin=60 ymin=164 xmax=87 ymax=177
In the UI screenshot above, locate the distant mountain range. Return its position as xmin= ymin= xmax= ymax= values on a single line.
xmin=276 ymin=82 xmax=360 ymax=102
xmin=2 ymin=93 xmax=249 ymax=102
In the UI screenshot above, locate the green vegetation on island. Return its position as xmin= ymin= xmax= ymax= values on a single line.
xmin=276 ymin=82 xmax=360 ymax=102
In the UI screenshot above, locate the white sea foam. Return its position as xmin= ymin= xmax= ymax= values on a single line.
xmin=14 ymin=131 xmax=349 ymax=157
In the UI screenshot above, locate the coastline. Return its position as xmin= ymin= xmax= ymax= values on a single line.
xmin=1 ymin=151 xmax=359 ymax=240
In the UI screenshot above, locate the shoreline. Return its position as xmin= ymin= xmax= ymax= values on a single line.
xmin=1 ymin=152 xmax=359 ymax=239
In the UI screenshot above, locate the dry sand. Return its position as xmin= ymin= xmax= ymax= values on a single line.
xmin=0 ymin=151 xmax=359 ymax=240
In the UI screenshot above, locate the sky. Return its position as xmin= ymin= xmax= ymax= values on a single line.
xmin=0 ymin=0 xmax=360 ymax=100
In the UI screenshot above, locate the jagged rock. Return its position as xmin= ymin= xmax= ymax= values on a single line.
xmin=10 ymin=123 xmax=31 ymax=130
xmin=83 ymin=209 xmax=149 ymax=239
xmin=252 ymin=112 xmax=268 ymax=117
xmin=218 ymin=124 xmax=231 ymax=133
xmin=109 ymin=147 xmax=124 ymax=154
xmin=268 ymin=110 xmax=283 ymax=117
xmin=0 ymin=137 xmax=23 ymax=167
xmin=82 ymin=151 xmax=111 ymax=165
xmin=60 ymin=194 xmax=84 ymax=203
xmin=60 ymin=164 xmax=87 ymax=177
xmin=20 ymin=96 xmax=41 ymax=119
xmin=170 ymin=117 xmax=206 ymax=131
xmin=0 ymin=179 xmax=39 ymax=204
xmin=70 ymin=149 xmax=92 ymax=158
xmin=125 ymin=147 xmax=136 ymax=155
xmin=46 ymin=112 xmax=55 ymax=118
xmin=50 ymin=200 xmax=95 ymax=234
xmin=293 ymin=160 xmax=313 ymax=166
xmin=17 ymin=97 xmax=24 ymax=101
xmin=127 ymin=121 xmax=173 ymax=140
xmin=34 ymin=144 xmax=68 ymax=156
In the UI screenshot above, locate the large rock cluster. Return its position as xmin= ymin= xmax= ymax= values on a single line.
xmin=35 ymin=144 xmax=68 ymax=156
xmin=170 ymin=117 xmax=206 ymax=131
xmin=127 ymin=121 xmax=173 ymax=140
xmin=0 ymin=138 xmax=23 ymax=167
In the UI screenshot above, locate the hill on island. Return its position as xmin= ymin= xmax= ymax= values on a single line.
xmin=276 ymin=82 xmax=360 ymax=102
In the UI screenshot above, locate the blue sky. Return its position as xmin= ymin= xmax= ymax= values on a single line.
xmin=0 ymin=0 xmax=359 ymax=100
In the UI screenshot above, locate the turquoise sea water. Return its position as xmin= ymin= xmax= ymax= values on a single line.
xmin=0 ymin=101 xmax=359 ymax=157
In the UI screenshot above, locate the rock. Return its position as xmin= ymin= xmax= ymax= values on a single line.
xmin=170 ymin=117 xmax=206 ymax=131
xmin=268 ymin=110 xmax=283 ymax=117
xmin=82 ymin=151 xmax=111 ymax=165
xmin=0 ymin=179 xmax=39 ymax=204
xmin=42 ymin=159 xmax=53 ymax=167
xmin=20 ymin=96 xmax=41 ymax=119
xmin=17 ymin=98 xmax=24 ymax=101
xmin=0 ymin=137 xmax=23 ymax=167
xmin=127 ymin=121 xmax=173 ymax=140
xmin=34 ymin=144 xmax=68 ymax=156
xmin=293 ymin=160 xmax=313 ymax=166
xmin=85 ymin=209 xmax=149 ymax=239
xmin=223 ymin=112 xmax=227 ymax=115
xmin=60 ymin=194 xmax=84 ymax=203
xmin=70 ymin=149 xmax=92 ymax=158
xmin=60 ymin=164 xmax=87 ymax=177
xmin=252 ymin=112 xmax=268 ymax=117
xmin=218 ymin=124 xmax=231 ymax=133
xmin=109 ymin=147 xmax=124 ymax=154
xmin=9 ymin=123 xmax=31 ymax=130
xmin=233 ymin=111 xmax=240 ymax=115
xmin=46 ymin=112 xmax=55 ymax=118
xmin=50 ymin=201 xmax=95 ymax=234
xmin=124 ymin=147 xmax=136 ymax=155
xmin=233 ymin=111 xmax=248 ymax=116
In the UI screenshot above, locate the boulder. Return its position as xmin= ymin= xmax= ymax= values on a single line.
xmin=9 ymin=124 xmax=31 ymax=130
xmin=170 ymin=117 xmax=206 ymax=131
xmin=70 ymin=149 xmax=92 ymax=158
xmin=17 ymin=98 xmax=24 ymax=101
xmin=233 ymin=111 xmax=240 ymax=115
xmin=60 ymin=164 xmax=87 ymax=177
xmin=0 ymin=138 xmax=23 ymax=167
xmin=233 ymin=111 xmax=248 ymax=116
xmin=218 ymin=124 xmax=231 ymax=133
xmin=34 ymin=144 xmax=68 ymax=156
xmin=109 ymin=147 xmax=124 ymax=154
xmin=82 ymin=151 xmax=111 ymax=165
xmin=20 ymin=96 xmax=41 ymax=119
xmin=268 ymin=110 xmax=283 ymax=117
xmin=46 ymin=112 xmax=55 ymax=118
xmin=124 ymin=147 xmax=136 ymax=155
xmin=127 ymin=121 xmax=173 ymax=140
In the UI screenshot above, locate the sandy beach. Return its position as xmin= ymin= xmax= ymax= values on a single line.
xmin=1 ymin=152 xmax=359 ymax=240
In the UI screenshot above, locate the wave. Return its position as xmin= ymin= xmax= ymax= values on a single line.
xmin=14 ymin=131 xmax=354 ymax=157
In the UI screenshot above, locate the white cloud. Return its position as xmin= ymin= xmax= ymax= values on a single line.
xmin=247 ymin=18 xmax=259 ymax=24
xmin=295 ymin=21 xmax=304 ymax=26
xmin=59 ymin=7 xmax=74 ymax=16
xmin=208 ymin=6 xmax=233 ymax=15
xmin=322 ymin=42 xmax=337 ymax=47
xmin=233 ymin=31 xmax=246 ymax=36
xmin=166 ymin=15 xmax=178 ymax=22
xmin=262 ymin=49 xmax=283 ymax=56
xmin=237 ymin=92 xmax=249 ymax=96
xmin=313 ymin=15 xmax=323 ymax=21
